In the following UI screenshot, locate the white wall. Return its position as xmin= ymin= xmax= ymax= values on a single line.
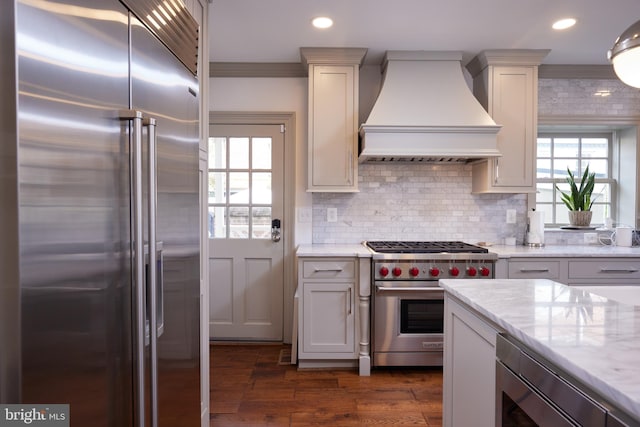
xmin=209 ymin=77 xmax=313 ymax=244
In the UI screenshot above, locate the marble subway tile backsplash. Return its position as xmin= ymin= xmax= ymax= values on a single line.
xmin=312 ymin=163 xmax=527 ymax=244
xmin=538 ymin=78 xmax=640 ymax=116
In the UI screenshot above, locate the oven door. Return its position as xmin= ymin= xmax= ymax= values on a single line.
xmin=373 ymin=281 xmax=443 ymax=366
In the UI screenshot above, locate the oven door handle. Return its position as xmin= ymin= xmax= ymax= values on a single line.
xmin=375 ymin=284 xmax=442 ymax=292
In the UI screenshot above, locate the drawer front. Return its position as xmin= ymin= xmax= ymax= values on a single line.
xmin=568 ymin=260 xmax=640 ymax=280
xmin=302 ymin=259 xmax=356 ymax=279
xmin=509 ymin=261 xmax=561 ymax=279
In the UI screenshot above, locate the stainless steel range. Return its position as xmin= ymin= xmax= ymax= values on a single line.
xmin=366 ymin=241 xmax=497 ymax=367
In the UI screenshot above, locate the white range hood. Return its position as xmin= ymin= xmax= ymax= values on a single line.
xmin=359 ymin=51 xmax=502 ymax=163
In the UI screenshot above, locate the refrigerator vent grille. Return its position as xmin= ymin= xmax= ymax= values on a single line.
xmin=123 ymin=0 xmax=199 ymax=75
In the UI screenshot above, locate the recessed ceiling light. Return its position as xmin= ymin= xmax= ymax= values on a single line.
xmin=552 ymin=18 xmax=577 ymax=30
xmin=312 ymin=16 xmax=333 ymax=29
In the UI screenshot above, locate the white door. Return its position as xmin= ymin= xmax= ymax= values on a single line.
xmin=208 ymin=124 xmax=285 ymax=340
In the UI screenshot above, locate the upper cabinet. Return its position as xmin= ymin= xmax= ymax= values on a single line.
xmin=466 ymin=50 xmax=549 ymax=194
xmin=301 ymin=48 xmax=367 ymax=192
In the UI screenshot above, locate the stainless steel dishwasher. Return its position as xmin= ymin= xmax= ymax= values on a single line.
xmin=495 ymin=334 xmax=638 ymax=427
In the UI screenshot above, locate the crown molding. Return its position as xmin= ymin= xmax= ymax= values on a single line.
xmin=209 ymin=62 xmax=306 ymax=78
xmin=299 ymin=47 xmax=368 ymax=71
xmin=210 ymin=60 xmax=620 ymax=81
xmin=466 ymin=49 xmax=550 ymax=76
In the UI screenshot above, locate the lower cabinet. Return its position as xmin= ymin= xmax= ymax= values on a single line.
xmin=297 ymin=256 xmax=371 ymax=375
xmin=301 ymin=281 xmax=356 ymax=355
xmin=443 ymin=294 xmax=501 ymax=427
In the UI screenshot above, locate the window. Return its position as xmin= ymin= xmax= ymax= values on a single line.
xmin=536 ymin=133 xmax=614 ymax=227
xmin=208 ymin=135 xmax=273 ymax=239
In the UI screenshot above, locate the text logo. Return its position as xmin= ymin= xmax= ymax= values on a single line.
xmin=0 ymin=405 xmax=69 ymax=427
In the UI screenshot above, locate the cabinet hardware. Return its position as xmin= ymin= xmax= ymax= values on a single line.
xmin=599 ymin=268 xmax=639 ymax=273
xmin=314 ymin=267 xmax=344 ymax=273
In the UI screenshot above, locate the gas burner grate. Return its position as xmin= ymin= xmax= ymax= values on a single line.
xmin=366 ymin=241 xmax=489 ymax=254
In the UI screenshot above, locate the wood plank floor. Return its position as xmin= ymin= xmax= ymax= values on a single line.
xmin=210 ymin=343 xmax=443 ymax=426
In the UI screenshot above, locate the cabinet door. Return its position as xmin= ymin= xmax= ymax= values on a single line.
xmin=491 ymin=66 xmax=535 ymax=189
xmin=443 ymin=297 xmax=498 ymax=427
xmin=307 ymin=65 xmax=358 ymax=192
xmin=471 ymin=65 xmax=538 ymax=194
xmin=302 ymin=281 xmax=355 ymax=354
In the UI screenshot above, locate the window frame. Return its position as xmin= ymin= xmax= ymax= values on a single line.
xmin=536 ymin=132 xmax=616 ymax=227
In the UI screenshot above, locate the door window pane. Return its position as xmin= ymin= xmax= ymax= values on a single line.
xmin=229 ymin=172 xmax=249 ymax=204
xmin=252 ymin=137 xmax=272 ymax=169
xmin=252 ymin=172 xmax=271 ymax=204
xmin=252 ymin=207 xmax=271 ymax=239
xmin=208 ymin=172 xmax=227 ymax=204
xmin=229 ymin=137 xmax=249 ymax=169
xmin=229 ymin=206 xmax=249 ymax=238
xmin=209 ymin=206 xmax=226 ymax=238
xmin=208 ymin=137 xmax=226 ymax=169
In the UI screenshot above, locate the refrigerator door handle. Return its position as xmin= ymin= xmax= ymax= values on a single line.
xmin=120 ymin=109 xmax=147 ymax=427
xmin=144 ymin=116 xmax=159 ymax=427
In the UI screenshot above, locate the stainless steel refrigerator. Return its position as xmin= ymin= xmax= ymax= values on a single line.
xmin=0 ymin=0 xmax=202 ymax=425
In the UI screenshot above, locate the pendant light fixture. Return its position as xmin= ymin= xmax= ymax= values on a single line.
xmin=608 ymin=20 xmax=640 ymax=88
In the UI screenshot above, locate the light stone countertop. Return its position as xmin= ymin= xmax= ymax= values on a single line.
xmin=296 ymin=243 xmax=640 ymax=258
xmin=487 ymin=244 xmax=640 ymax=258
xmin=440 ymin=278 xmax=640 ymax=422
xmin=296 ymin=244 xmax=373 ymax=258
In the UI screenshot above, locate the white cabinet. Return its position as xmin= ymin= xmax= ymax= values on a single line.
xmin=300 ymin=48 xmax=367 ymax=192
xmin=443 ymin=295 xmax=501 ymax=427
xmin=298 ymin=258 xmax=358 ymax=364
xmin=467 ymin=50 xmax=548 ymax=193
xmin=567 ymin=258 xmax=640 ymax=285
xmin=508 ymin=259 xmax=565 ymax=281
xmin=500 ymin=255 xmax=640 ymax=285
xmin=302 ymin=281 xmax=355 ymax=354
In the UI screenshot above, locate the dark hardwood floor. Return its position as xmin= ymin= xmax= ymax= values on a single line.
xmin=210 ymin=343 xmax=443 ymax=426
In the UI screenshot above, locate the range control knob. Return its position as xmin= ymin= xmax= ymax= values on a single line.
xmin=467 ymin=267 xmax=478 ymax=277
xmin=379 ymin=266 xmax=389 ymax=277
xmin=449 ymin=266 xmax=460 ymax=277
xmin=409 ymin=267 xmax=420 ymax=277
xmin=429 ymin=267 xmax=440 ymax=277
xmin=480 ymin=267 xmax=491 ymax=277
xmin=392 ymin=267 xmax=402 ymax=277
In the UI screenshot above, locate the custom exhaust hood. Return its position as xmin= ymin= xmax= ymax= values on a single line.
xmin=359 ymin=51 xmax=502 ymax=163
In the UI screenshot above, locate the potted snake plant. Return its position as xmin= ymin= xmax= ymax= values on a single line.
xmin=556 ymin=165 xmax=596 ymax=227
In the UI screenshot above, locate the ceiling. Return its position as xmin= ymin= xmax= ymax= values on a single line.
xmin=208 ymin=0 xmax=640 ymax=67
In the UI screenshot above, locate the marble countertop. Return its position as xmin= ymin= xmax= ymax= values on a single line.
xmin=296 ymin=244 xmax=373 ymax=258
xmin=296 ymin=242 xmax=640 ymax=258
xmin=440 ymin=278 xmax=640 ymax=422
xmin=487 ymin=244 xmax=640 ymax=258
